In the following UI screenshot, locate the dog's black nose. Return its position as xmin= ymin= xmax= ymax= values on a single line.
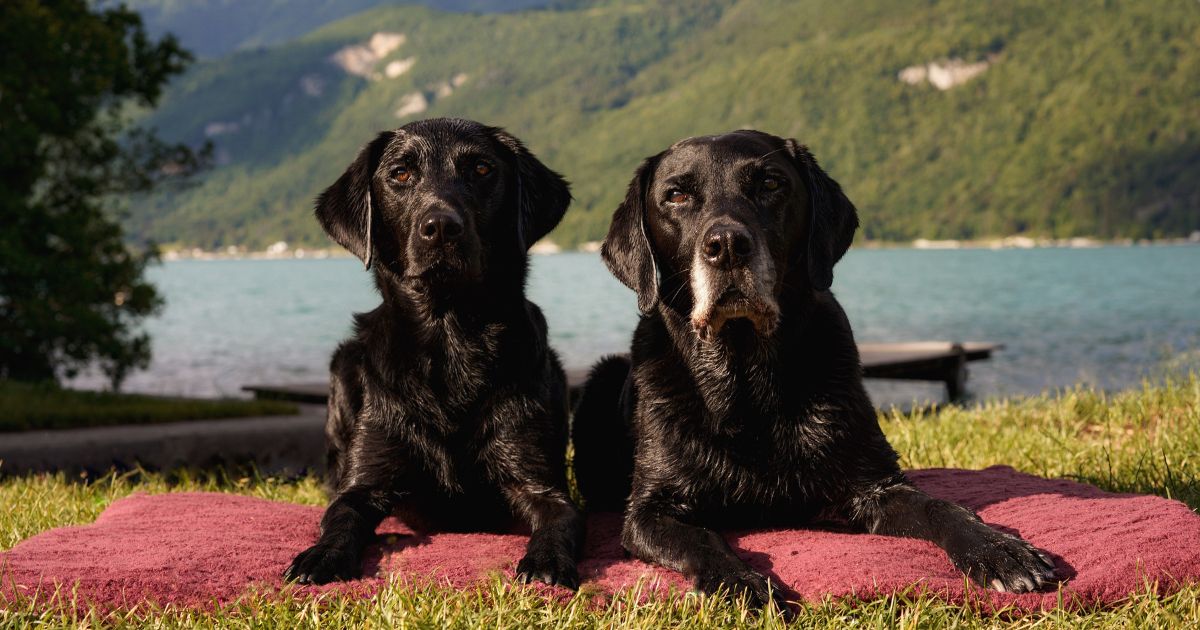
xmin=419 ymin=212 xmax=464 ymax=244
xmin=702 ymin=224 xmax=753 ymax=268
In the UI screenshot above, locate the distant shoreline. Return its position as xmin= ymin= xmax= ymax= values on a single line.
xmin=862 ymin=233 xmax=1200 ymax=251
xmin=159 ymin=232 xmax=1200 ymax=262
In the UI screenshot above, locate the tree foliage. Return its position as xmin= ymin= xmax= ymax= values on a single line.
xmin=0 ymin=0 xmax=207 ymax=388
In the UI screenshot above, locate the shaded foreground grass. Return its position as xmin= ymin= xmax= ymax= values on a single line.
xmin=1 ymin=375 xmax=1198 ymax=627
xmin=0 ymin=382 xmax=298 ymax=432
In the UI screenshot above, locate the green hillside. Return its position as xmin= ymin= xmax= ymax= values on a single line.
xmin=127 ymin=0 xmax=554 ymax=58
xmin=128 ymin=0 xmax=1200 ymax=250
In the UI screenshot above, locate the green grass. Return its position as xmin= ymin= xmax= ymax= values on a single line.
xmin=2 ymin=576 xmax=1197 ymax=629
xmin=0 ymin=381 xmax=299 ymax=432
xmin=1 ymin=375 xmax=1198 ymax=627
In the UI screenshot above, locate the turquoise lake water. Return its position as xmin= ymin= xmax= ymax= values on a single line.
xmin=72 ymin=246 xmax=1200 ymax=406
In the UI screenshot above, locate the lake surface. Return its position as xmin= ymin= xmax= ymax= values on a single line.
xmin=71 ymin=246 xmax=1200 ymax=406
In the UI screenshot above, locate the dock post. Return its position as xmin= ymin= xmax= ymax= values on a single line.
xmin=944 ymin=343 xmax=969 ymax=401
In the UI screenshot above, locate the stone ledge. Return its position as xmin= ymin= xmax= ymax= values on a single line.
xmin=0 ymin=405 xmax=327 ymax=476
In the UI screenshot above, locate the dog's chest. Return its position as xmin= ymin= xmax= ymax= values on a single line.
xmin=417 ymin=320 xmax=504 ymax=410
xmin=392 ymin=320 xmax=541 ymax=494
xmin=670 ymin=369 xmax=849 ymax=508
xmin=696 ymin=415 xmax=842 ymax=504
xmin=388 ymin=404 xmax=500 ymax=497
xmin=690 ymin=349 xmax=782 ymax=420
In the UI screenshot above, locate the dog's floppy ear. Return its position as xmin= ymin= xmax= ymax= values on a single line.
xmin=785 ymin=139 xmax=859 ymax=291
xmin=314 ymin=131 xmax=393 ymax=269
xmin=489 ymin=128 xmax=572 ymax=250
xmin=602 ymin=153 xmax=663 ymax=313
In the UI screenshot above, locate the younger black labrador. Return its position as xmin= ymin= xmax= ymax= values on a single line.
xmin=573 ymin=130 xmax=1057 ymax=610
xmin=285 ymin=118 xmax=583 ymax=588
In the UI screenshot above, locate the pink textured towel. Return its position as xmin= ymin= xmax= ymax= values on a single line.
xmin=2 ymin=466 xmax=1198 ymax=612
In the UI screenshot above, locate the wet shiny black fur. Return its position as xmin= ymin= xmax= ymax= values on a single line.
xmin=285 ymin=118 xmax=583 ymax=589
xmin=573 ymin=130 xmax=1057 ymax=611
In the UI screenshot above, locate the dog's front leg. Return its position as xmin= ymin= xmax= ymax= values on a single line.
xmin=508 ymin=484 xmax=584 ymax=589
xmin=285 ymin=431 xmax=405 ymax=585
xmin=623 ymin=495 xmax=789 ymax=611
xmin=848 ymin=479 xmax=1058 ymax=593
xmin=484 ymin=391 xmax=584 ymax=589
xmin=284 ymin=488 xmax=391 ymax=584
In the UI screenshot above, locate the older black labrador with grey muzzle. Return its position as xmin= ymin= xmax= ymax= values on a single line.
xmin=572 ymin=130 xmax=1057 ymax=610
xmin=284 ymin=118 xmax=583 ymax=589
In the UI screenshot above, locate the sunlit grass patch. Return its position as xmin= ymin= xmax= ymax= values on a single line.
xmin=883 ymin=374 xmax=1200 ymax=508
xmin=1 ymin=573 xmax=1197 ymax=629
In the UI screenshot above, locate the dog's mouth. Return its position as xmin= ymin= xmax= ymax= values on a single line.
xmin=691 ymin=283 xmax=780 ymax=343
xmin=715 ymin=287 xmax=753 ymax=309
xmin=407 ymin=250 xmax=481 ymax=285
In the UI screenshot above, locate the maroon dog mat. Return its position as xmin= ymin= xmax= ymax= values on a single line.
xmin=3 ymin=466 xmax=1198 ymax=612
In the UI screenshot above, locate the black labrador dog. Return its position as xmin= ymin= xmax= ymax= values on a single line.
xmin=285 ymin=118 xmax=583 ymax=589
xmin=572 ymin=130 xmax=1057 ymax=609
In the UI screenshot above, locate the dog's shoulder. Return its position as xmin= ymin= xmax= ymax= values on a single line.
xmin=328 ymin=332 xmax=372 ymax=396
xmin=519 ymin=298 xmax=550 ymax=344
xmin=779 ymin=290 xmax=860 ymax=375
xmin=627 ymin=311 xmax=677 ymax=365
xmin=488 ymin=299 xmax=566 ymax=401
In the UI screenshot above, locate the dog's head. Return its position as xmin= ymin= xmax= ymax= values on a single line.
xmin=315 ymin=118 xmax=570 ymax=290
xmin=602 ymin=130 xmax=857 ymax=342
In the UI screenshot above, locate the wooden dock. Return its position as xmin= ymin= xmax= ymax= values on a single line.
xmin=243 ymin=341 xmax=999 ymax=405
xmin=858 ymin=341 xmax=999 ymax=400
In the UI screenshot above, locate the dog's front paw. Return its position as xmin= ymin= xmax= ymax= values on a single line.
xmin=694 ymin=564 xmax=791 ymax=617
xmin=515 ymin=545 xmax=580 ymax=590
xmin=946 ymin=526 xmax=1058 ymax=593
xmin=284 ymin=542 xmax=363 ymax=585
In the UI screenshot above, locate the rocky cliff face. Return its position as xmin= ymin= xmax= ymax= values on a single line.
xmin=899 ymin=58 xmax=991 ymax=90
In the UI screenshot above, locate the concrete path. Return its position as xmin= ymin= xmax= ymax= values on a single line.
xmin=0 ymin=405 xmax=326 ymax=476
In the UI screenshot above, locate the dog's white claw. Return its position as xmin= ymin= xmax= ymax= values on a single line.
xmin=991 ymin=579 xmax=1007 ymax=592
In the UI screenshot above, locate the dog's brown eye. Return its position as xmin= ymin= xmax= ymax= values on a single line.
xmin=667 ymin=190 xmax=691 ymax=204
xmin=475 ymin=161 xmax=492 ymax=177
xmin=390 ymin=165 xmax=411 ymax=183
xmin=763 ymin=177 xmax=780 ymax=191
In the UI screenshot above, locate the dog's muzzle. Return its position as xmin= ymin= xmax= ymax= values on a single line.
xmin=690 ymin=223 xmax=780 ymax=342
xmin=407 ymin=208 xmax=480 ymax=282
xmin=418 ymin=210 xmax=464 ymax=246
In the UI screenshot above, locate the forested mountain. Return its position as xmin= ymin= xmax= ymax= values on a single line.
xmin=126 ymin=0 xmax=1200 ymax=249
xmin=125 ymin=0 xmax=553 ymax=57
